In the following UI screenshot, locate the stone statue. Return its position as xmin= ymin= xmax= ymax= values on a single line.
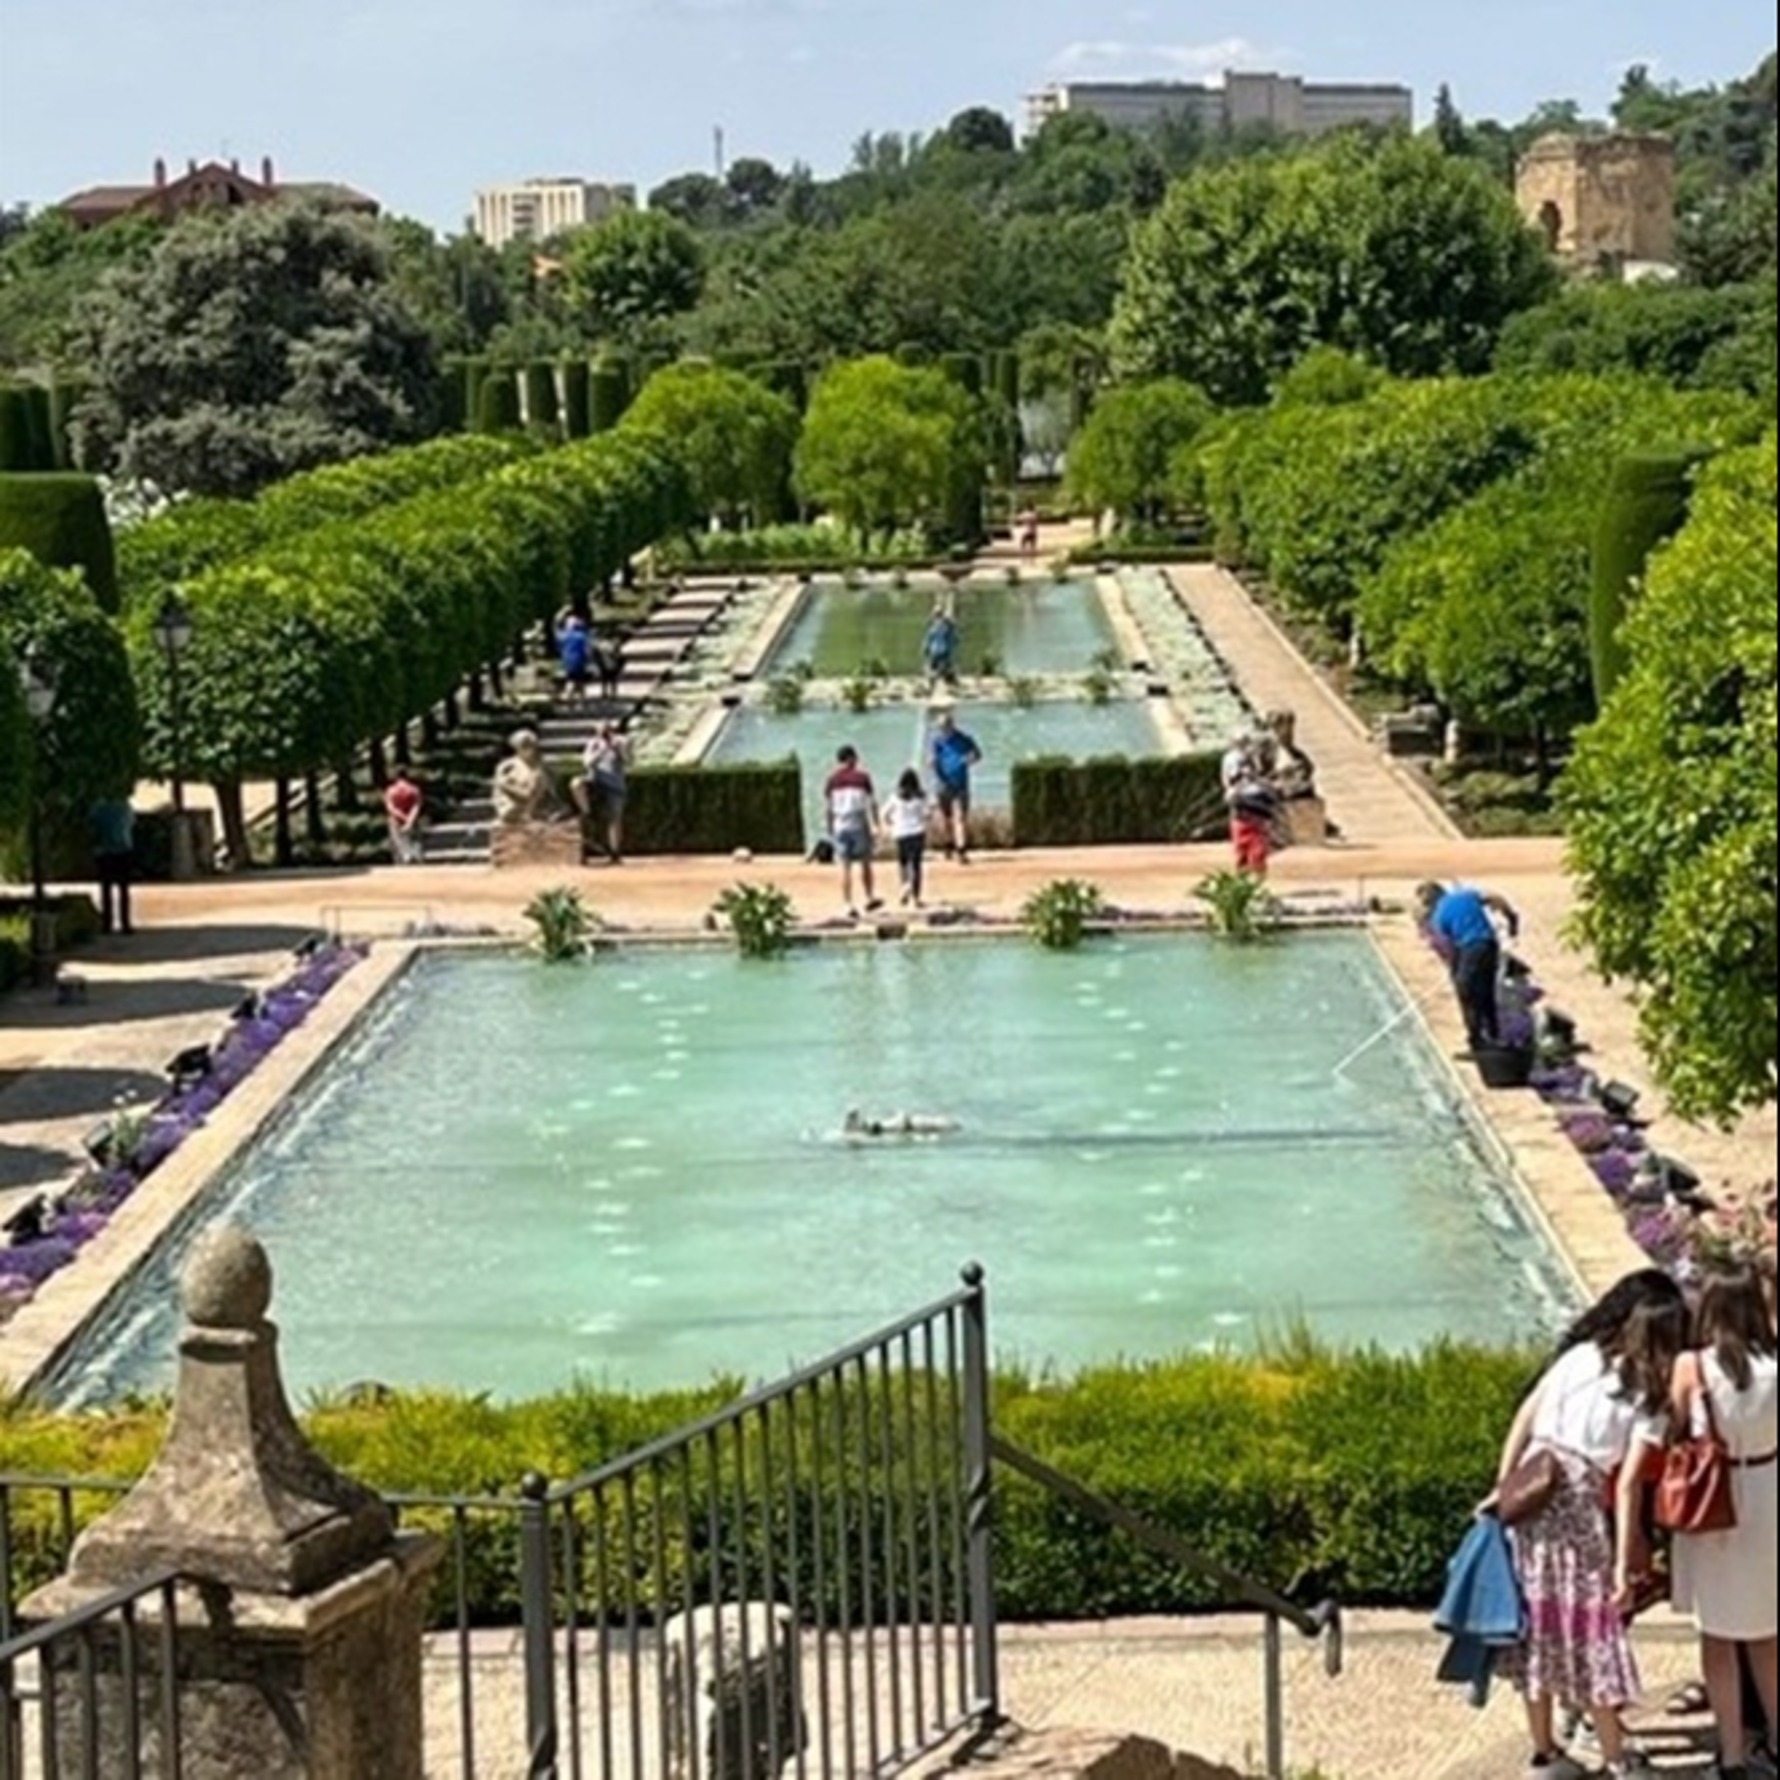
xmin=492 ymin=730 xmax=566 ymax=826
xmin=1265 ymin=709 xmax=1317 ymax=802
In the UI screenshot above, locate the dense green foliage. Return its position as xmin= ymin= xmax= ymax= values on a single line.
xmin=0 ymin=383 xmax=56 ymax=471
xmin=1562 ymin=436 xmax=1779 ymax=1123
xmin=69 ymin=205 xmax=439 ymax=497
xmin=0 ymin=473 xmax=117 ymax=609
xmin=562 ymin=212 xmax=706 ymax=347
xmin=1111 ymin=135 xmax=1555 ymax=404
xmin=0 ymin=1340 xmax=1535 ymax=1621
xmin=0 ymin=654 xmax=27 ymax=835
xmin=794 ymin=357 xmax=981 ymax=538
xmin=613 ymin=762 xmax=805 ymax=856
xmin=1588 ymin=449 xmax=1710 ymax=704
xmin=621 ymin=362 xmax=798 ymax=526
xmin=0 ymin=551 xmax=140 ymax=836
xmin=1065 ymin=380 xmax=1214 ymax=524
xmin=1011 ymin=755 xmax=1226 ymax=847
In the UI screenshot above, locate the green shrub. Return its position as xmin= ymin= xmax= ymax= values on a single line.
xmin=1021 ymin=878 xmax=1105 ymax=950
xmin=713 ymin=881 xmax=797 ymax=958
xmin=0 ymin=893 xmax=102 ymax=953
xmin=524 ymin=886 xmax=598 ymax=961
xmin=524 ymin=362 xmax=561 ymax=435
xmin=590 ymin=360 xmax=631 ymax=434
xmin=1588 ymin=448 xmax=1710 ymax=706
xmin=476 ymin=371 xmax=522 ymax=434
xmin=560 ymin=361 xmax=592 ymax=441
xmin=0 ymin=1341 xmax=1536 ymax=1624
xmin=1195 ymin=869 xmax=1279 ymax=941
xmin=0 ymin=386 xmax=45 ymax=472
xmin=0 ymin=474 xmax=119 ymax=611
xmin=1012 ymin=754 xmax=1225 ymax=847
xmin=620 ymin=762 xmax=804 ymax=856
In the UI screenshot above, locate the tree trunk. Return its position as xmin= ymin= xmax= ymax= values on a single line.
xmin=273 ymin=780 xmax=295 ymax=869
xmin=304 ymin=773 xmax=326 ymax=849
xmin=215 ymin=781 xmax=249 ymax=870
xmin=487 ymin=659 xmax=505 ymax=701
xmin=393 ymin=725 xmax=412 ymax=769
xmin=368 ymin=737 xmax=391 ymax=789
xmin=469 ymin=670 xmax=486 ymax=712
xmin=443 ymin=692 xmax=461 ymax=731
xmin=333 ymin=760 xmax=362 ymax=812
xmin=422 ymin=710 xmax=441 ymax=749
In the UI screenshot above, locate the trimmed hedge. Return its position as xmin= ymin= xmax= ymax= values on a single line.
xmin=560 ymin=361 xmax=592 ymax=441
xmin=476 ymin=370 xmax=523 ymax=434
xmin=0 ymin=385 xmax=53 ymax=473
xmin=1588 ymin=448 xmax=1710 ymax=706
xmin=1012 ymin=753 xmax=1226 ymax=847
xmin=614 ymin=761 xmax=805 ymax=856
xmin=590 ymin=360 xmax=631 ymax=435
xmin=0 ymin=1342 xmax=1535 ymax=1624
xmin=524 ymin=362 xmax=561 ymax=435
xmin=0 ymin=474 xmax=119 ymax=611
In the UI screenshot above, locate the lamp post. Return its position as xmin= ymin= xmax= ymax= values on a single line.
xmin=18 ymin=648 xmax=60 ymax=984
xmin=152 ymin=591 xmax=195 ymax=816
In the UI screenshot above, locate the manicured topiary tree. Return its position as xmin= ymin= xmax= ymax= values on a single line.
xmin=589 ymin=359 xmax=631 ymax=434
xmin=523 ymin=362 xmax=561 ymax=436
xmin=0 ymin=474 xmax=120 ymax=611
xmin=1588 ymin=447 xmax=1713 ymax=706
xmin=436 ymin=358 xmax=469 ymax=433
xmin=0 ymin=648 xmax=29 ymax=837
xmin=560 ymin=360 xmax=592 ymax=440
xmin=475 ymin=370 xmax=522 ymax=434
xmin=0 ymin=386 xmax=49 ymax=473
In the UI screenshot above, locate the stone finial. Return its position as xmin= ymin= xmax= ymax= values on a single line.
xmin=65 ymin=1225 xmax=395 ymax=1597
xmin=183 ymin=1224 xmax=273 ymax=1328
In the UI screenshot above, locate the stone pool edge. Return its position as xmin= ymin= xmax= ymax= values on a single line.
xmin=1369 ymin=917 xmax=1646 ymax=1303
xmin=0 ymin=943 xmax=419 ymax=1396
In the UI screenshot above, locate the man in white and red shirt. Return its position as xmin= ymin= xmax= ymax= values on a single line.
xmin=824 ymin=746 xmax=884 ymax=920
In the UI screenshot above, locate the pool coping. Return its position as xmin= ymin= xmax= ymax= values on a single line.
xmin=5 ymin=916 xmax=1637 ymax=1403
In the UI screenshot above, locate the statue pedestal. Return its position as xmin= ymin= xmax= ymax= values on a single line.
xmin=491 ymin=822 xmax=584 ymax=871
xmin=1281 ymin=798 xmax=1329 ymax=848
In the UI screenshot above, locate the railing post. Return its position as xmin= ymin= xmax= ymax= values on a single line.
xmin=1262 ymin=1613 xmax=1285 ymax=1779
xmin=520 ymin=1472 xmax=560 ymax=1779
xmin=959 ymin=1264 xmax=1001 ymax=1727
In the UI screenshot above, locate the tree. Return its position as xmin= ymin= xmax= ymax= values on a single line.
xmin=1561 ymin=437 xmax=1778 ymax=1123
xmin=1494 ymin=282 xmax=1767 ymax=387
xmin=1065 ymin=380 xmax=1214 ymax=525
xmin=1271 ymin=347 xmax=1386 ymax=408
xmin=68 ymin=205 xmax=437 ymax=499
xmin=725 ymin=158 xmax=785 ymax=219
xmin=649 ymin=174 xmax=733 ymax=230
xmin=1110 ymin=136 xmax=1555 ymax=403
xmin=621 ymin=361 xmax=797 ymax=525
xmin=794 ymin=356 xmax=980 ymax=537
xmin=0 ymin=209 xmax=162 ymax=373
xmin=944 ymin=108 xmax=1017 ymax=157
xmin=0 ymin=635 xmax=28 ymax=837
xmin=562 ymin=211 xmax=705 ymax=346
xmin=1432 ymin=84 xmax=1470 ymax=156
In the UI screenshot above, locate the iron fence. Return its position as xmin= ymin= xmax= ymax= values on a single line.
xmin=0 ymin=1566 xmax=185 ymax=1780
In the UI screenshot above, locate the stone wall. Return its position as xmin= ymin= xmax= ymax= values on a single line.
xmin=1516 ymin=132 xmax=1677 ymax=270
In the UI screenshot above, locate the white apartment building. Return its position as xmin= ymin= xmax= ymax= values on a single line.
xmin=1024 ymin=72 xmax=1412 ymax=141
xmin=471 ymin=178 xmax=637 ymax=249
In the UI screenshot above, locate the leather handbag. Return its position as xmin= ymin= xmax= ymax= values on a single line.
xmin=1655 ymin=1363 xmax=1738 ymax=1536
xmin=1497 ymin=1448 xmax=1564 ymax=1527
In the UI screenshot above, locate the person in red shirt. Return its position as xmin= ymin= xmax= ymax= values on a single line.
xmin=384 ymin=769 xmax=425 ymax=865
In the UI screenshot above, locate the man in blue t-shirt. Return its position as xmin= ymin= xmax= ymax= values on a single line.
xmin=1417 ymin=881 xmax=1522 ymax=1051
xmin=929 ymin=709 xmax=983 ymax=864
xmin=923 ymin=604 xmax=960 ymax=685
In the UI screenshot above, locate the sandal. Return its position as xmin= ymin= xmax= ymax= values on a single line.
xmin=1667 ymin=1682 xmax=1711 ymax=1717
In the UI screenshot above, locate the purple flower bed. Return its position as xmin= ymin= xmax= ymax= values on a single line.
xmin=0 ymin=942 xmax=365 ymax=1319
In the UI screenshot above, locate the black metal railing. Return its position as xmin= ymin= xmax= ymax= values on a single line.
xmin=0 ymin=1566 xmax=186 ymax=1780
xmin=991 ymin=1438 xmax=1342 ymax=1780
xmin=1 ymin=1268 xmax=1341 ymax=1779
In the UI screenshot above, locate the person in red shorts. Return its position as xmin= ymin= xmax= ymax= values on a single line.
xmin=1221 ymin=733 xmax=1277 ymax=877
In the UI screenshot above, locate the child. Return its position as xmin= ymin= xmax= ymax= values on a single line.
xmin=884 ymin=770 xmax=931 ymax=909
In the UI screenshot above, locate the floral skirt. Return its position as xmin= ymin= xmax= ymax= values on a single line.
xmin=1500 ymin=1451 xmax=1643 ymax=1708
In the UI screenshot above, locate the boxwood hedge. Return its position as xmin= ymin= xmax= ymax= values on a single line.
xmin=0 ymin=473 xmax=119 ymax=611
xmin=1012 ymin=753 xmax=1226 ymax=847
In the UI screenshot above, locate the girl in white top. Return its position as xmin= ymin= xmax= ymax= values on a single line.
xmin=1669 ymin=1263 xmax=1779 ymax=1777
xmin=884 ymin=771 xmax=931 ymax=909
xmin=1494 ymin=1269 xmax=1689 ymax=1780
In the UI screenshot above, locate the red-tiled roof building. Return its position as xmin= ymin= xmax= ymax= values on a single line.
xmin=57 ymin=157 xmax=380 ymax=229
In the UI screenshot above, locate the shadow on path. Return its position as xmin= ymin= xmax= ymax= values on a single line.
xmin=75 ymin=924 xmax=316 ymax=968
xmin=0 ymin=1065 xmax=166 ymax=1125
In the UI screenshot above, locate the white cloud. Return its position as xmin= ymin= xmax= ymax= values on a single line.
xmin=1049 ymin=36 xmax=1277 ymax=80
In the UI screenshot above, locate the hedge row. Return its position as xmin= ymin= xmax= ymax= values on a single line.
xmin=1011 ymin=754 xmax=1226 ymax=846
xmin=116 ymin=434 xmax=539 ymax=611
xmin=123 ymin=432 xmax=692 ymax=849
xmin=616 ymin=761 xmax=805 ymax=856
xmin=0 ymin=382 xmax=69 ymax=473
xmin=0 ymin=474 xmax=118 ymax=611
xmin=0 ymin=1342 xmax=1534 ymax=1624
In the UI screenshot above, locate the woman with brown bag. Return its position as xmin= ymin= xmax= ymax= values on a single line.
xmin=1491 ymin=1271 xmax=1689 ymax=1779
xmin=1669 ymin=1264 xmax=1779 ymax=1780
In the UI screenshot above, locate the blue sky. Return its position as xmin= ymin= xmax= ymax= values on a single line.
xmin=0 ymin=0 xmax=1772 ymax=230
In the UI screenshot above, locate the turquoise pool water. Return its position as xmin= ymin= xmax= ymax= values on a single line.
xmin=769 ymin=580 xmax=1118 ymax=679
xmin=706 ymin=700 xmax=1169 ymax=829
xmin=48 ymin=937 xmax=1572 ymax=1407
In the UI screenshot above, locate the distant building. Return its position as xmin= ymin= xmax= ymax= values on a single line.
xmin=1024 ymin=72 xmax=1413 ymax=141
xmin=56 ymin=158 xmax=379 ymax=230
xmin=1515 ymin=133 xmax=1677 ymax=274
xmin=471 ymin=179 xmax=637 ymax=249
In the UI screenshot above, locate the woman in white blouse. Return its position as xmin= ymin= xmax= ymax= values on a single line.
xmin=1492 ymin=1270 xmax=1690 ymax=1780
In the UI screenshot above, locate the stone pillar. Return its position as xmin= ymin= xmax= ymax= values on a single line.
xmin=23 ymin=1226 xmax=442 ymax=1780
xmin=663 ymin=1602 xmax=806 ymax=1780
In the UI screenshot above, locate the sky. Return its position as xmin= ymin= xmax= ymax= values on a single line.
xmin=0 ymin=0 xmax=1773 ymax=231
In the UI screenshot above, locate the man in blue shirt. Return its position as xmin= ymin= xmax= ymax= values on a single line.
xmin=929 ymin=709 xmax=983 ymax=864
xmin=90 ymin=798 xmax=136 ymax=936
xmin=1418 ymin=881 xmax=1522 ymax=1051
xmin=923 ymin=603 xmax=960 ymax=686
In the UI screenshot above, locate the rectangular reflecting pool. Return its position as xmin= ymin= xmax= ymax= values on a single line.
xmin=706 ymin=700 xmax=1169 ymax=830
xmin=47 ymin=936 xmax=1573 ymax=1408
xmin=769 ymin=579 xmax=1117 ymax=680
